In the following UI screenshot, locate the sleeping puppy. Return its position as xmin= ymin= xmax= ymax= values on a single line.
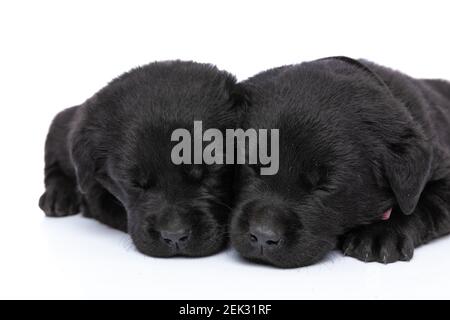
xmin=231 ymin=57 xmax=450 ymax=268
xmin=39 ymin=61 xmax=239 ymax=257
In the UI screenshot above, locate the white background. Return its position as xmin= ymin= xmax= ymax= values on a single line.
xmin=1 ymin=0 xmax=450 ymax=299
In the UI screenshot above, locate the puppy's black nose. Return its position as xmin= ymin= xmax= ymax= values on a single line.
xmin=249 ymin=225 xmax=282 ymax=248
xmin=160 ymin=228 xmax=190 ymax=248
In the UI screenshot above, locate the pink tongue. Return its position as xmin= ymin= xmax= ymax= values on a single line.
xmin=381 ymin=208 xmax=392 ymax=220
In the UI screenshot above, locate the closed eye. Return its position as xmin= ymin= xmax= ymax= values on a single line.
xmin=131 ymin=177 xmax=155 ymax=190
xmin=299 ymin=165 xmax=328 ymax=193
xmin=299 ymin=173 xmax=315 ymax=192
xmin=183 ymin=164 xmax=206 ymax=182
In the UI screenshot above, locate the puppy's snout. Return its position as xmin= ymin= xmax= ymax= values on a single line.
xmin=249 ymin=224 xmax=283 ymax=252
xmin=160 ymin=228 xmax=190 ymax=248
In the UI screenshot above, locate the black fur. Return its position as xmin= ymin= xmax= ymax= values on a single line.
xmin=231 ymin=57 xmax=450 ymax=268
xmin=39 ymin=61 xmax=239 ymax=257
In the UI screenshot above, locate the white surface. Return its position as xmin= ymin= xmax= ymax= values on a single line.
xmin=1 ymin=0 xmax=450 ymax=299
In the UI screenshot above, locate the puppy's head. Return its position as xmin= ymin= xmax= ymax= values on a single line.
xmin=70 ymin=61 xmax=239 ymax=257
xmin=231 ymin=58 xmax=432 ymax=267
xmin=106 ymin=148 xmax=234 ymax=258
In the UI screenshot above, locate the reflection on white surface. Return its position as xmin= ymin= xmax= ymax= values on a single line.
xmin=2 ymin=212 xmax=450 ymax=299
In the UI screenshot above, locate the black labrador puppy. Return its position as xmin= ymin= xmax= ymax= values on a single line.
xmin=39 ymin=61 xmax=239 ymax=257
xmin=231 ymin=57 xmax=450 ymax=268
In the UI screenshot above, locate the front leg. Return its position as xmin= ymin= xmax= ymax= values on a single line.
xmin=39 ymin=106 xmax=81 ymax=217
xmin=341 ymin=174 xmax=450 ymax=263
xmin=39 ymin=169 xmax=81 ymax=217
xmin=340 ymin=215 xmax=415 ymax=263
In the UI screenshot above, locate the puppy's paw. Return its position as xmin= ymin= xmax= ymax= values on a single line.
xmin=39 ymin=180 xmax=81 ymax=217
xmin=341 ymin=223 xmax=414 ymax=264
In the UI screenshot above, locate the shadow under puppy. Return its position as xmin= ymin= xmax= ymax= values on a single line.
xmin=231 ymin=57 xmax=450 ymax=268
xmin=39 ymin=61 xmax=240 ymax=257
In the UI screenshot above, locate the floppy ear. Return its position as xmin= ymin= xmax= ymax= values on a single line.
xmin=328 ymin=56 xmax=434 ymax=215
xmin=383 ymin=131 xmax=432 ymax=215
xmin=69 ymin=115 xmax=96 ymax=194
